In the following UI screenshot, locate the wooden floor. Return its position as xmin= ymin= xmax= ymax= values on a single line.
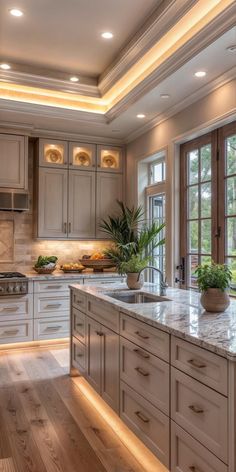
xmin=0 ymin=346 xmax=165 ymax=472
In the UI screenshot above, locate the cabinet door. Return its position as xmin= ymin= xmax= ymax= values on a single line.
xmin=96 ymin=172 xmax=123 ymax=238
xmin=38 ymin=168 xmax=68 ymax=238
xmin=39 ymin=139 xmax=68 ymax=167
xmin=69 ymin=142 xmax=96 ymax=170
xmin=68 ymin=170 xmax=95 ymax=238
xmin=86 ymin=316 xmax=101 ymax=394
xmin=0 ymin=134 xmax=27 ymax=189
xmin=101 ymin=325 xmax=119 ymax=413
xmin=97 ymin=145 xmax=123 ymax=173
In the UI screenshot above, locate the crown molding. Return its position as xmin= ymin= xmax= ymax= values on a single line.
xmin=0 ymin=70 xmax=100 ymax=98
xmin=125 ymin=70 xmax=236 ymax=144
xmin=98 ymin=0 xmax=198 ymax=95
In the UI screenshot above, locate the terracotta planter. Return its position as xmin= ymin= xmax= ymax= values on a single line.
xmin=200 ymin=288 xmax=230 ymax=313
xmin=126 ymin=273 xmax=144 ymax=290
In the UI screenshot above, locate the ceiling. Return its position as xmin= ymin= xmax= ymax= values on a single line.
xmin=0 ymin=0 xmax=159 ymax=77
xmin=0 ymin=0 xmax=235 ymax=142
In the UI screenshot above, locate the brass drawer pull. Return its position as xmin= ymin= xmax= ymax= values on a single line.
xmin=135 ymin=331 xmax=149 ymax=340
xmin=135 ymin=411 xmax=150 ymax=423
xmin=3 ymin=329 xmax=19 ymax=335
xmin=135 ymin=366 xmax=150 ymax=377
xmin=1 ymin=306 xmax=19 ymax=312
xmin=188 ymin=404 xmax=204 ymax=414
xmin=45 ymin=304 xmax=62 ymax=309
xmin=133 ymin=348 xmax=150 ymax=359
xmin=45 ymin=325 xmax=62 ymax=331
xmin=46 ymin=285 xmax=62 ymax=290
xmin=187 ymin=359 xmax=206 ymax=369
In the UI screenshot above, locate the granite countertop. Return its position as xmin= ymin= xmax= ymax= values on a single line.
xmin=69 ymin=282 xmax=236 ymax=360
xmin=25 ymin=270 xmax=122 ymax=281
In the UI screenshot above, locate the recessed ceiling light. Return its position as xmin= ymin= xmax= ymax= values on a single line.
xmin=9 ymin=8 xmax=23 ymax=17
xmin=101 ymin=32 xmax=113 ymax=39
xmin=194 ymin=71 xmax=206 ymax=77
xmin=226 ymin=45 xmax=236 ymax=52
xmin=70 ymin=76 xmax=79 ymax=82
xmin=160 ymin=94 xmax=170 ymax=99
xmin=137 ymin=114 xmax=146 ymax=119
xmin=0 ymin=63 xmax=11 ymax=70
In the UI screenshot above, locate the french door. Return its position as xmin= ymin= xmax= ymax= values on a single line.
xmin=180 ymin=121 xmax=236 ymax=289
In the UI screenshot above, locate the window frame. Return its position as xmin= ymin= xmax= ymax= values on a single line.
xmin=148 ymin=157 xmax=166 ymax=185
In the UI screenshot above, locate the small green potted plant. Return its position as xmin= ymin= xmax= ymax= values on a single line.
xmin=194 ymin=262 xmax=232 ymax=312
xmin=100 ymin=201 xmax=165 ymax=289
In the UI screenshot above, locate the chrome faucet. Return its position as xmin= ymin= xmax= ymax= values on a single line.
xmin=138 ymin=266 xmax=168 ymax=296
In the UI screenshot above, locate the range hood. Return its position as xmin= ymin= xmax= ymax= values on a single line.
xmin=0 ymin=192 xmax=29 ymax=211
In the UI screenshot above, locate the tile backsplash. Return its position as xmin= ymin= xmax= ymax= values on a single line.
xmin=0 ymin=141 xmax=109 ymax=272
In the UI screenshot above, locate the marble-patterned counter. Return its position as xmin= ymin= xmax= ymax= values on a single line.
xmin=25 ymin=270 xmax=122 ymax=281
xmin=69 ymin=283 xmax=236 ymax=360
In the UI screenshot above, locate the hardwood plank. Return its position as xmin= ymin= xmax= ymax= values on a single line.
xmin=0 ymin=458 xmax=16 ymax=472
xmin=0 ymin=410 xmax=11 ymax=460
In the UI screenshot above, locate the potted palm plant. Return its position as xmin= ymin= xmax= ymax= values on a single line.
xmin=194 ymin=262 xmax=232 ymax=312
xmin=100 ymin=201 xmax=165 ymax=289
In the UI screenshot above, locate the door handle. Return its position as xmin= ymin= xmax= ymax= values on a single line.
xmin=68 ymin=222 xmax=71 ymax=233
xmin=63 ymin=222 xmax=67 ymax=233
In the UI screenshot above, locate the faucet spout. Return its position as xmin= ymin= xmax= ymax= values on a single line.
xmin=138 ymin=266 xmax=168 ymax=296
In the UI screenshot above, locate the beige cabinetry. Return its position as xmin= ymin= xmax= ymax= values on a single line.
xmin=38 ymin=139 xmax=68 ymax=168
xmin=69 ymin=142 xmax=96 ymax=170
xmin=68 ymin=170 xmax=95 ymax=238
xmin=0 ymin=134 xmax=28 ymax=190
xmin=0 ymin=293 xmax=33 ymax=344
xmin=96 ymin=172 xmax=123 ymax=238
xmin=97 ymin=145 xmax=123 ymax=173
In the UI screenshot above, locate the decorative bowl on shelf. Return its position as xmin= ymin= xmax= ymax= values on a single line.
xmin=60 ymin=263 xmax=85 ymax=273
xmin=79 ymin=258 xmax=116 ymax=272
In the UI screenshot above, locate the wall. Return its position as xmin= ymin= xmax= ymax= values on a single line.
xmin=126 ymin=79 xmax=236 ymax=283
xmin=0 ymin=141 xmax=108 ymax=272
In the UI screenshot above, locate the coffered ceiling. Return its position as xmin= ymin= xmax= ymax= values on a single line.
xmin=0 ymin=0 xmax=235 ymax=142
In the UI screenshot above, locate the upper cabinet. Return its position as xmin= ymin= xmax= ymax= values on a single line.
xmin=69 ymin=142 xmax=96 ymax=170
xmin=38 ymin=139 xmax=68 ymax=168
xmin=0 ymin=134 xmax=28 ymax=190
xmin=97 ymin=145 xmax=123 ymax=173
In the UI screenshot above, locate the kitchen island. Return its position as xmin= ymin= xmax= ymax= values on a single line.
xmin=70 ymin=283 xmax=236 ymax=472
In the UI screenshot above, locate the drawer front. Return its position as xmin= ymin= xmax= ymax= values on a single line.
xmin=120 ymin=337 xmax=169 ymax=415
xmin=0 ymin=320 xmax=33 ymax=344
xmin=171 ymin=368 xmax=228 ymax=463
xmin=71 ymin=290 xmax=87 ymax=313
xmin=72 ymin=308 xmax=85 ymax=343
xmin=34 ymin=317 xmax=69 ymax=340
xmin=120 ymin=381 xmax=170 ymax=467
xmin=171 ymin=336 xmax=228 ymax=396
xmin=171 ymin=422 xmax=227 ymax=472
xmin=83 ymin=277 xmax=124 ymax=286
xmin=34 ymin=293 xmax=69 ymax=318
xmin=87 ymin=297 xmax=119 ymax=333
xmin=72 ymin=337 xmax=86 ymax=374
xmin=120 ymin=312 xmax=169 ymax=361
xmin=0 ymin=295 xmax=33 ymax=321
xmin=34 ymin=279 xmax=82 ymax=294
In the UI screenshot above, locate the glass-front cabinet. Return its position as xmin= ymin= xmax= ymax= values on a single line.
xmin=69 ymin=142 xmax=96 ymax=170
xmin=97 ymin=145 xmax=123 ymax=173
xmin=39 ymin=139 xmax=68 ymax=168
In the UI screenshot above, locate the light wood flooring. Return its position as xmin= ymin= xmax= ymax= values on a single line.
xmin=0 ymin=346 xmax=166 ymax=472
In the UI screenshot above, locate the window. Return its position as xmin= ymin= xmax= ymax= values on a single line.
xmin=149 ymin=194 xmax=165 ymax=277
xmin=180 ymin=121 xmax=236 ymax=290
xmin=149 ymin=158 xmax=166 ymax=184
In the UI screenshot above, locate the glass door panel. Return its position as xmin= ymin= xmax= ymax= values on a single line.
xmin=149 ymin=193 xmax=165 ymax=283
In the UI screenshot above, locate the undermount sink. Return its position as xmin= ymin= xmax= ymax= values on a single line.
xmin=104 ymin=291 xmax=171 ymax=304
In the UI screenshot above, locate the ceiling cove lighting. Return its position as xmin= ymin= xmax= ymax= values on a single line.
xmin=9 ymin=8 xmax=23 ymax=17
xmin=101 ymin=32 xmax=113 ymax=39
xmin=137 ymin=114 xmax=146 ymax=119
xmin=0 ymin=63 xmax=11 ymax=70
xmin=194 ymin=71 xmax=206 ymax=77
xmin=70 ymin=76 xmax=79 ymax=83
xmin=160 ymin=94 xmax=170 ymax=99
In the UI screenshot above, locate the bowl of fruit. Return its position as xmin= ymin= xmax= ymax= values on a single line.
xmin=60 ymin=262 xmax=85 ymax=273
xmin=79 ymin=253 xmax=116 ymax=272
xmin=34 ymin=256 xmax=58 ymax=274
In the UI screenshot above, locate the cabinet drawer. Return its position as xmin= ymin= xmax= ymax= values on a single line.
xmin=34 ymin=279 xmax=82 ymax=294
xmin=120 ymin=313 xmax=169 ymax=361
xmin=34 ymin=317 xmax=69 ymax=340
xmin=0 ymin=295 xmax=33 ymax=321
xmin=72 ymin=308 xmax=85 ymax=343
xmin=171 ymin=336 xmax=228 ymax=396
xmin=87 ymin=297 xmax=119 ymax=333
xmin=171 ymin=368 xmax=228 ymax=463
xmin=34 ymin=293 xmax=69 ymax=317
xmin=120 ymin=381 xmax=169 ymax=467
xmin=83 ymin=277 xmax=124 ymax=286
xmin=71 ymin=290 xmax=87 ymax=313
xmin=0 ymin=319 xmax=33 ymax=344
xmin=171 ymin=422 xmax=227 ymax=472
xmin=72 ymin=337 xmax=86 ymax=374
xmin=120 ymin=337 xmax=169 ymax=415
